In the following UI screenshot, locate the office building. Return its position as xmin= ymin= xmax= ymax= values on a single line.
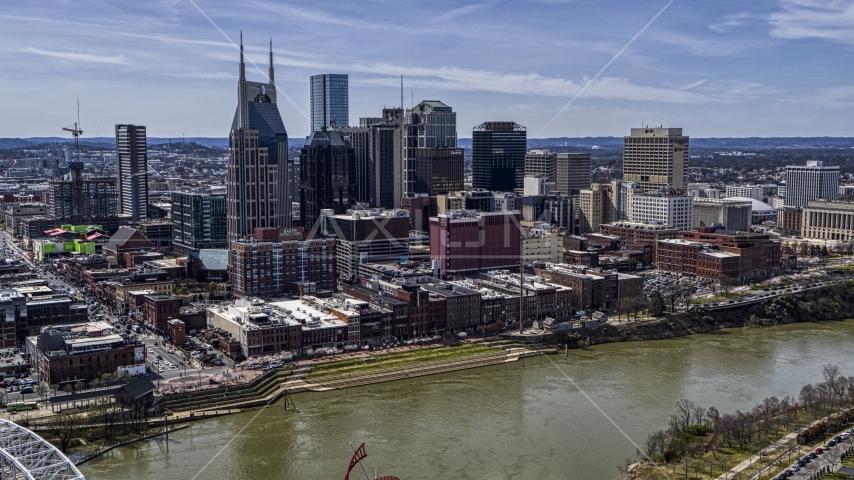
xmin=404 ymin=101 xmax=457 ymax=196
xmin=524 ymin=150 xmax=557 ymax=184
xmin=678 ymin=226 xmax=781 ymax=278
xmin=785 ymin=161 xmax=839 ymax=207
xmin=310 ymin=74 xmax=349 ymax=132
xmin=370 ymin=109 xmax=403 ymax=209
xmin=227 ymin=36 xmax=290 ymax=242
xmin=622 ymin=127 xmax=689 ymax=191
xmin=472 ymin=122 xmax=527 ymax=192
xmin=612 ymin=180 xmax=639 ymax=221
xmin=630 ymin=193 xmax=694 ymax=232
xmin=579 ymin=183 xmax=616 ymax=234
xmin=331 ymin=125 xmax=371 ymax=204
xmin=322 ymin=209 xmax=410 ymax=283
xmin=299 ymin=129 xmax=358 ymax=230
xmin=692 ymin=198 xmax=752 ymax=231
xmin=413 ymin=148 xmax=464 ymax=196
xmin=801 ymin=200 xmax=854 ymax=241
xmin=115 ymin=124 xmax=148 ymax=222
xmin=430 ymin=210 xmax=521 ymax=280
xmin=230 ymin=227 xmax=337 ymax=297
xmin=776 ymin=206 xmax=802 ymax=235
xmin=171 ymin=189 xmax=227 ymax=254
xmin=556 ymin=153 xmax=591 ymax=195
xmin=599 ymin=221 xmax=680 ymax=258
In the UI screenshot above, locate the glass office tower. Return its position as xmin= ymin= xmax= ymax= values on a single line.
xmin=310 ymin=74 xmax=349 ymax=132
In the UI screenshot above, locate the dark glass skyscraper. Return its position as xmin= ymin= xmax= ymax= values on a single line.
xmin=227 ymin=35 xmax=290 ymax=241
xmin=404 ymin=100 xmax=456 ymax=196
xmin=115 ymin=124 xmax=148 ymax=222
xmin=300 ymin=130 xmax=358 ymax=230
xmin=472 ymin=122 xmax=527 ymax=192
xmin=413 ymin=148 xmax=464 ymax=195
xmin=310 ymin=74 xmax=349 ymax=132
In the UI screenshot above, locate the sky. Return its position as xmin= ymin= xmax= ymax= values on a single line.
xmin=1 ymin=0 xmax=853 ymax=139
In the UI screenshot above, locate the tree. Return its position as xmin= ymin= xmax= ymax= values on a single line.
xmin=649 ymin=292 xmax=665 ymax=317
xmin=46 ymin=409 xmax=84 ymax=452
xmin=618 ymin=297 xmax=634 ymax=322
xmin=34 ymin=382 xmax=48 ymax=401
xmin=208 ymin=281 xmax=217 ymax=297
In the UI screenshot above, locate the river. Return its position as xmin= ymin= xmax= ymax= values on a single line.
xmin=81 ymin=320 xmax=854 ymax=480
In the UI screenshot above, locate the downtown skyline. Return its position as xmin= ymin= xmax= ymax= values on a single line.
xmin=1 ymin=0 xmax=853 ymax=139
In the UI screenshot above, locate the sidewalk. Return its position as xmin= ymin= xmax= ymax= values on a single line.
xmin=716 ymin=431 xmax=798 ymax=480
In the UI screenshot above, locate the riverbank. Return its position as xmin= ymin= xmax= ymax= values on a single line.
xmin=74 ymin=424 xmax=189 ymax=466
xmin=551 ymin=279 xmax=854 ymax=348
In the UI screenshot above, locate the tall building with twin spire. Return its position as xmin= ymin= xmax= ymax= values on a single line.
xmin=227 ymin=34 xmax=291 ymax=242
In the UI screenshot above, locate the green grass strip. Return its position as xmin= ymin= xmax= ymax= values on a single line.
xmin=304 ymin=344 xmax=501 ymax=381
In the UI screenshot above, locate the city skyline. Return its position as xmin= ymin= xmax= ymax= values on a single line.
xmin=2 ymin=1 xmax=853 ymax=139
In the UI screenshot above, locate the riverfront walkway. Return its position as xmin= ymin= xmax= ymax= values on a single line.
xmin=715 ymin=431 xmax=797 ymax=479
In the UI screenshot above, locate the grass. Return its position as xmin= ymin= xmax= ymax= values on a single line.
xmin=304 ymin=344 xmax=501 ymax=381
xmin=825 ymin=473 xmax=852 ymax=480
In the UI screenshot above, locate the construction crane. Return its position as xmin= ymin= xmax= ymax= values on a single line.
xmin=62 ymin=101 xmax=84 ymax=221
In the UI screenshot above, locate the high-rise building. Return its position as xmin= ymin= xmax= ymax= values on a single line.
xmin=322 ymin=209 xmax=410 ymax=283
xmin=227 ymin=36 xmax=290 ymax=242
xmin=171 ymin=189 xmax=227 ymax=254
xmin=299 ymin=129 xmax=358 ymax=230
xmin=579 ymin=183 xmax=616 ymax=234
xmin=430 ymin=210 xmax=521 ymax=280
xmin=472 ymin=122 xmax=526 ymax=192
xmin=622 ymin=127 xmax=689 ymax=191
xmin=555 ymin=153 xmax=591 ymax=195
xmin=524 ymin=150 xmax=557 ymax=183
xmin=413 ymin=148 xmax=464 ymax=196
xmin=370 ymin=109 xmax=403 ymax=209
xmin=331 ymin=125 xmax=371 ymax=204
xmin=404 ymin=101 xmax=457 ymax=196
xmin=48 ymin=178 xmax=118 ymax=221
xmin=611 ymin=180 xmax=639 ymax=221
xmin=310 ymin=74 xmax=349 ymax=132
xmin=785 ymin=161 xmax=839 ymax=207
xmin=115 ymin=124 xmax=148 ymax=223
xmin=630 ymin=192 xmax=694 ymax=232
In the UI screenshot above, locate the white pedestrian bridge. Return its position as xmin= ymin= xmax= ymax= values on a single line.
xmin=0 ymin=419 xmax=84 ymax=479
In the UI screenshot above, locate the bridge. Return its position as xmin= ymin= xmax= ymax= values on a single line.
xmin=0 ymin=419 xmax=84 ymax=479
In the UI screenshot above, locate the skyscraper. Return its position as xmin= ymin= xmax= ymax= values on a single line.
xmin=370 ymin=108 xmax=403 ymax=209
xmin=404 ymin=101 xmax=457 ymax=196
xmin=310 ymin=74 xmax=349 ymax=132
xmin=413 ymin=148 xmax=464 ymax=196
xmin=555 ymin=153 xmax=591 ymax=195
xmin=329 ymin=124 xmax=371 ymax=204
xmin=171 ymin=189 xmax=227 ymax=254
xmin=785 ymin=161 xmax=839 ymax=207
xmin=472 ymin=122 xmax=527 ymax=192
xmin=227 ymin=35 xmax=290 ymax=242
xmin=115 ymin=124 xmax=148 ymax=223
xmin=622 ymin=127 xmax=688 ymax=191
xmin=299 ymin=129 xmax=358 ymax=230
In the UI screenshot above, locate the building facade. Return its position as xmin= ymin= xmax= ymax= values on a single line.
xmin=692 ymin=198 xmax=752 ymax=231
xmin=48 ymin=178 xmax=118 ymax=221
xmin=429 ymin=210 xmax=521 ymax=280
xmin=413 ymin=148 xmax=464 ymax=196
xmin=310 ymin=74 xmax=349 ymax=132
xmin=370 ymin=109 xmax=403 ymax=209
xmin=471 ymin=122 xmax=527 ymax=192
xmin=299 ymin=130 xmax=358 ymax=230
xmin=115 ymin=124 xmax=148 ymax=222
xmin=579 ymin=183 xmax=615 ymax=234
xmin=622 ymin=127 xmax=689 ymax=191
xmin=322 ymin=209 xmax=410 ymax=283
xmin=227 ymin=37 xmax=290 ymax=241
xmin=785 ymin=161 xmax=839 ymax=207
xmin=556 ymin=153 xmax=591 ymax=195
xmin=630 ymin=193 xmax=694 ymax=232
xmin=800 ymin=200 xmax=854 ymax=241
xmin=171 ymin=190 xmax=227 ymax=253
xmin=726 ymin=186 xmax=764 ymax=202
xmin=404 ymin=101 xmax=457 ymax=196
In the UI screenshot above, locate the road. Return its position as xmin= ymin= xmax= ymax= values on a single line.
xmin=791 ymin=432 xmax=854 ymax=479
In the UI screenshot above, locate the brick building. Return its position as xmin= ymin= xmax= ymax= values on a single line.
xmin=430 ymin=210 xmax=521 ymax=280
xmin=599 ymin=221 xmax=680 ymax=258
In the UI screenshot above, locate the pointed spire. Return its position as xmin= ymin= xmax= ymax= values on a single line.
xmin=239 ymin=30 xmax=245 ymax=80
xmin=268 ymin=37 xmax=274 ymax=84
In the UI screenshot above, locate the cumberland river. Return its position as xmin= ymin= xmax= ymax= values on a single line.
xmin=83 ymin=320 xmax=854 ymax=480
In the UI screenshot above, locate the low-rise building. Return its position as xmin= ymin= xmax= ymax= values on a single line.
xmin=208 ymin=298 xmax=304 ymax=358
xmin=800 ymin=200 xmax=854 ymax=241
xmin=599 ymin=221 xmax=680 ymax=259
xmin=26 ymin=322 xmax=146 ymax=385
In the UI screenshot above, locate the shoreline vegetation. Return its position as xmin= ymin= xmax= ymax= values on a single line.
xmin=550 ymin=278 xmax=854 ymax=349
xmin=628 ymin=364 xmax=854 ymax=480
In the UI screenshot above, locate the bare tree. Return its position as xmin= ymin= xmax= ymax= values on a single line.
xmin=46 ymin=409 xmax=84 ymax=452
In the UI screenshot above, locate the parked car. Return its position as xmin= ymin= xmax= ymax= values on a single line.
xmin=815 ymin=447 xmax=823 ymax=454
xmin=19 ymin=387 xmax=34 ymax=394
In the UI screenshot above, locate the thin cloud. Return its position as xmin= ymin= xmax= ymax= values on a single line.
xmin=769 ymin=0 xmax=854 ymax=44
xmin=23 ymin=47 xmax=130 ymax=65
xmin=436 ymin=0 xmax=502 ymax=21
xmin=163 ymin=72 xmax=234 ymax=79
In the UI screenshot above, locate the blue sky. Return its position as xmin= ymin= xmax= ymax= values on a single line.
xmin=1 ymin=0 xmax=853 ymax=139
